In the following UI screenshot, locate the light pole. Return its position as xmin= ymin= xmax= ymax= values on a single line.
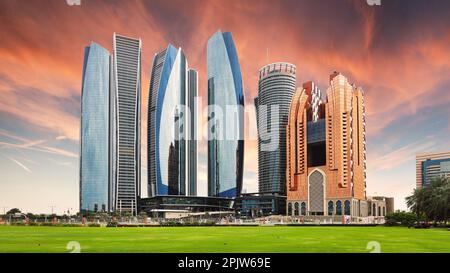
xmin=50 ymin=206 xmax=56 ymax=215
xmin=50 ymin=206 xmax=56 ymax=223
xmin=2 ymin=207 xmax=8 ymax=217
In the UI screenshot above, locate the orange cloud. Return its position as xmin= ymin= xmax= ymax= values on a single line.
xmin=0 ymin=0 xmax=449 ymax=208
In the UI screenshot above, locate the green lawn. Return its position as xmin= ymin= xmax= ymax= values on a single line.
xmin=0 ymin=225 xmax=448 ymax=253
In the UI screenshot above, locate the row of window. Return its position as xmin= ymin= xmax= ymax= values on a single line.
xmin=371 ymin=203 xmax=386 ymax=217
xmin=288 ymin=202 xmax=307 ymax=216
xmin=287 ymin=200 xmax=352 ymax=216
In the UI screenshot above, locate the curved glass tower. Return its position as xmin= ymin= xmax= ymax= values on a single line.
xmin=80 ymin=42 xmax=111 ymax=213
xmin=207 ymin=30 xmax=244 ymax=198
xmin=256 ymin=62 xmax=296 ymax=194
xmin=148 ymin=45 xmax=197 ymax=196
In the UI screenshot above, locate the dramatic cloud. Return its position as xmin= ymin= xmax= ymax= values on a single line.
xmin=0 ymin=0 xmax=449 ymax=212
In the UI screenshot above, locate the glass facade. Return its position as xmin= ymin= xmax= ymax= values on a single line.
xmin=307 ymin=119 xmax=326 ymax=144
xmin=421 ymin=158 xmax=450 ymax=186
xmin=256 ymin=63 xmax=296 ymax=194
xmin=187 ymin=69 xmax=198 ymax=196
xmin=149 ymin=45 xmax=197 ymax=196
xmin=207 ymin=30 xmax=244 ymax=198
xmin=80 ymin=42 xmax=111 ymax=213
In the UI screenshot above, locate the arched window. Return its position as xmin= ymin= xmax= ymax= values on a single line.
xmin=378 ymin=206 xmax=381 ymax=217
xmin=301 ymin=202 xmax=306 ymax=216
xmin=336 ymin=200 xmax=342 ymax=215
xmin=309 ymin=170 xmax=325 ymax=214
xmin=344 ymin=200 xmax=351 ymax=216
xmin=372 ymin=204 xmax=376 ymax=216
xmin=288 ymin=203 xmax=292 ymax=216
xmin=294 ymin=202 xmax=299 ymax=216
xmin=328 ymin=201 xmax=334 ymax=216
xmin=383 ymin=207 xmax=386 ymax=216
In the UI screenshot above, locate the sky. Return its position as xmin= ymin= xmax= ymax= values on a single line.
xmin=0 ymin=0 xmax=449 ymax=214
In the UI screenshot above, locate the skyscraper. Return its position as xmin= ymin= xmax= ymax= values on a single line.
xmin=112 ymin=34 xmax=142 ymax=214
xmin=416 ymin=151 xmax=450 ymax=188
xmin=187 ymin=69 xmax=198 ymax=196
xmin=207 ymin=30 xmax=244 ymax=198
xmin=148 ymin=44 xmax=198 ymax=196
xmin=256 ymin=62 xmax=296 ymax=194
xmin=80 ymin=42 xmax=111 ymax=213
xmin=286 ymin=72 xmax=367 ymax=217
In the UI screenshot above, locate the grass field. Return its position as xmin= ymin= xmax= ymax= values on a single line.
xmin=0 ymin=225 xmax=449 ymax=253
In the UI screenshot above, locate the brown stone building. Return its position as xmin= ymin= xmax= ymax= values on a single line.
xmin=286 ymin=72 xmax=369 ymax=217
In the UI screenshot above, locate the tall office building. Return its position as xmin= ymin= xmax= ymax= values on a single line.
xmin=80 ymin=42 xmax=111 ymax=213
xmin=286 ymin=72 xmax=367 ymax=217
xmin=207 ymin=30 xmax=244 ymax=198
xmin=112 ymin=34 xmax=142 ymax=214
xmin=148 ymin=44 xmax=198 ymax=196
xmin=255 ymin=62 xmax=296 ymax=194
xmin=187 ymin=69 xmax=198 ymax=196
xmin=416 ymin=151 xmax=450 ymax=188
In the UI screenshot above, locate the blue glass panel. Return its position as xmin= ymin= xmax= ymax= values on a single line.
xmin=80 ymin=42 xmax=110 ymax=212
xmin=207 ymin=31 xmax=244 ymax=197
xmin=307 ymin=119 xmax=326 ymax=144
xmin=155 ymin=45 xmax=178 ymax=195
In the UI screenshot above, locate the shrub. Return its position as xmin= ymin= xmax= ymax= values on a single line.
xmin=106 ymin=221 xmax=118 ymax=227
xmin=87 ymin=223 xmax=101 ymax=227
xmin=40 ymin=222 xmax=55 ymax=226
xmin=159 ymin=221 xmax=216 ymax=227
xmin=385 ymin=211 xmax=418 ymax=227
xmin=61 ymin=223 xmax=83 ymax=227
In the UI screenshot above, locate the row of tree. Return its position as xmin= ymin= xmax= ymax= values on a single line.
xmin=1 ymin=208 xmax=149 ymax=223
xmin=406 ymin=177 xmax=450 ymax=225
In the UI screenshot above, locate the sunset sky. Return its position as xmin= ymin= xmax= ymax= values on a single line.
xmin=0 ymin=0 xmax=449 ymax=214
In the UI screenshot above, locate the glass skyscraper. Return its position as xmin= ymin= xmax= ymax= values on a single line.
xmin=416 ymin=151 xmax=450 ymax=188
xmin=256 ymin=62 xmax=296 ymax=194
xmin=207 ymin=30 xmax=244 ymax=198
xmin=187 ymin=69 xmax=198 ymax=196
xmin=148 ymin=45 xmax=198 ymax=196
xmin=113 ymin=34 xmax=141 ymax=214
xmin=80 ymin=42 xmax=111 ymax=213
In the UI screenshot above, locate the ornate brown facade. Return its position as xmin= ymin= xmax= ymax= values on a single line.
xmin=286 ymin=72 xmax=368 ymax=217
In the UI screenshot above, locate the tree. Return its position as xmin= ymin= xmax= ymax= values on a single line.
xmin=406 ymin=177 xmax=450 ymax=226
xmin=6 ymin=208 xmax=21 ymax=215
xmin=138 ymin=211 xmax=147 ymax=219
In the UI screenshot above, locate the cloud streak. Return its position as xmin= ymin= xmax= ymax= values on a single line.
xmin=6 ymin=156 xmax=31 ymax=173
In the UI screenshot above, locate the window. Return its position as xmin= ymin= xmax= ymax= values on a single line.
xmin=336 ymin=200 xmax=342 ymax=215
xmin=288 ymin=203 xmax=292 ymax=216
xmin=372 ymin=204 xmax=376 ymax=216
xmin=301 ymin=202 xmax=306 ymax=216
xmin=378 ymin=206 xmax=381 ymax=217
xmin=344 ymin=200 xmax=351 ymax=216
xmin=328 ymin=201 xmax=334 ymax=216
xmin=294 ymin=202 xmax=300 ymax=216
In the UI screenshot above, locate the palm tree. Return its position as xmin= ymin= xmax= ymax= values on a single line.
xmin=406 ymin=177 xmax=450 ymax=226
xmin=428 ymin=177 xmax=450 ymax=225
xmin=406 ymin=187 xmax=425 ymax=221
